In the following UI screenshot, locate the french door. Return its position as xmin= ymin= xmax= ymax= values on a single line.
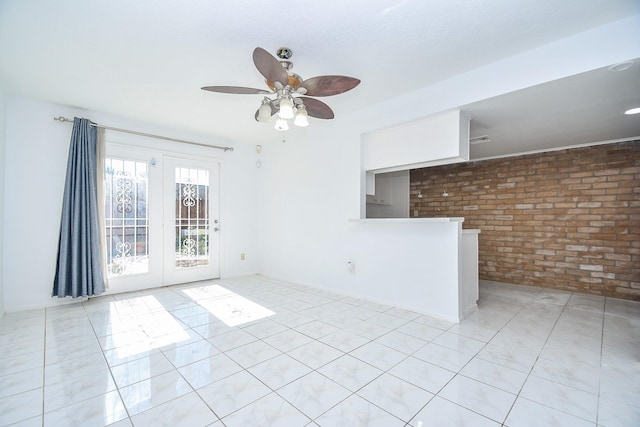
xmin=104 ymin=146 xmax=220 ymax=292
xmin=163 ymin=156 xmax=220 ymax=285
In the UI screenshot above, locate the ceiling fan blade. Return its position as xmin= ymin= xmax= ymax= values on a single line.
xmin=299 ymin=76 xmax=361 ymax=96
xmin=201 ymin=86 xmax=271 ymax=95
xmin=253 ymin=47 xmax=289 ymax=86
xmin=299 ymin=97 xmax=334 ymax=119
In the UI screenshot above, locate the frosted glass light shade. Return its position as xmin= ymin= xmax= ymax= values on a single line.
xmin=294 ymin=107 xmax=309 ymax=127
xmin=274 ymin=117 xmax=289 ymax=131
xmin=278 ymin=97 xmax=294 ymax=119
xmin=257 ymin=102 xmax=272 ymax=122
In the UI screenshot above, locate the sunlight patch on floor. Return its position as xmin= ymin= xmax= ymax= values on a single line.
xmin=182 ymin=285 xmax=275 ymax=327
xmin=109 ymin=296 xmax=191 ymax=358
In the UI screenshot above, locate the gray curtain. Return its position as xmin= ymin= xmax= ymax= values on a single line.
xmin=52 ymin=117 xmax=106 ymax=298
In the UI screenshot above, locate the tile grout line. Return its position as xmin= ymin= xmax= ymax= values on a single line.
xmin=198 ymin=298 xmax=415 ymax=425
xmin=441 ymin=290 xmax=539 ymax=426
xmin=41 ymin=307 xmax=47 ymax=427
xmin=218 ymin=291 xmax=514 ymax=426
xmin=192 ymin=282 xmax=427 ymax=424
xmin=505 ymin=291 xmax=602 ymax=425
xmin=84 ymin=298 xmax=135 ymax=426
xmin=497 ymin=289 xmax=548 ymax=426
xmin=11 ymin=278 xmax=634 ymax=426
xmin=596 ymin=297 xmax=607 ymax=427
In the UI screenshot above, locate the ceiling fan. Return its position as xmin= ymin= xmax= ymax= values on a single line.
xmin=202 ymin=47 xmax=361 ymax=131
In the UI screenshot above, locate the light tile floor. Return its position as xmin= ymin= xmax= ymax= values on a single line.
xmin=0 ymin=276 xmax=639 ymax=426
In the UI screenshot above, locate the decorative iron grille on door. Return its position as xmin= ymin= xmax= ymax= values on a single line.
xmin=104 ymin=159 xmax=149 ymax=276
xmin=174 ymin=167 xmax=210 ymax=269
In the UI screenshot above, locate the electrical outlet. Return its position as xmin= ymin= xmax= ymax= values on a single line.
xmin=414 ymin=210 xmax=419 ymax=217
xmin=240 ymin=253 xmax=246 ymax=261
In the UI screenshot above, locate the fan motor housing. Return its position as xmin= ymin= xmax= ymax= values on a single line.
xmin=266 ymin=73 xmax=302 ymax=91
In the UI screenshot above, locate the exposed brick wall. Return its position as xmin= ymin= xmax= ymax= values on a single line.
xmin=410 ymin=141 xmax=640 ymax=300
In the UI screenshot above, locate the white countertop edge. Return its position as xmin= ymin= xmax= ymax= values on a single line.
xmin=349 ymin=217 xmax=464 ymax=223
xmin=462 ymin=229 xmax=481 ymax=234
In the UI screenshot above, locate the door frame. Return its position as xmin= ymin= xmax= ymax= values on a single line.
xmin=103 ymin=142 xmax=223 ymax=294
xmin=163 ymin=155 xmax=221 ymax=286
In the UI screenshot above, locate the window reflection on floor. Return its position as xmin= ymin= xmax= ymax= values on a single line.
xmin=182 ymin=285 xmax=276 ymax=327
xmin=109 ymin=296 xmax=191 ymax=358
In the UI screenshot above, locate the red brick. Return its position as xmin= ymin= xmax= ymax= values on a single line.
xmin=409 ymin=140 xmax=640 ymax=300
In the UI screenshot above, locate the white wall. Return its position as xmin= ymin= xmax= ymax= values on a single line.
xmin=256 ymin=17 xmax=640 ymax=299
xmin=0 ymin=91 xmax=6 ymax=319
xmin=256 ymin=122 xmax=362 ymax=286
xmin=2 ymin=96 xmax=259 ymax=312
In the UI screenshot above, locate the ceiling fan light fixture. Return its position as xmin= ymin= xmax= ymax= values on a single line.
xmin=278 ymin=97 xmax=294 ymax=119
xmin=274 ymin=117 xmax=289 ymax=131
xmin=202 ymin=47 xmax=361 ymax=133
xmin=257 ymin=99 xmax=272 ymax=122
xmin=294 ymin=106 xmax=309 ymax=127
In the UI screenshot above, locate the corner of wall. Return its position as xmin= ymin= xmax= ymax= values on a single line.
xmin=0 ymin=91 xmax=6 ymax=320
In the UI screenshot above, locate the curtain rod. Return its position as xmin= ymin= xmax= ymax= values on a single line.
xmin=53 ymin=116 xmax=234 ymax=152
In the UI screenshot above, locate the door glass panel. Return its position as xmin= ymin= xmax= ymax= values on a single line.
xmin=104 ymin=158 xmax=149 ymax=277
xmin=174 ymin=167 xmax=210 ymax=269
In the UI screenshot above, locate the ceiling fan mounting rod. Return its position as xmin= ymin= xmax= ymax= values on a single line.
xmin=276 ymin=47 xmax=294 ymax=71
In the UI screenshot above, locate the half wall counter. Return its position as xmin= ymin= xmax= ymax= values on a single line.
xmin=347 ymin=218 xmax=480 ymax=322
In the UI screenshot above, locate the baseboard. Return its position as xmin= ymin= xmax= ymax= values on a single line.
xmin=3 ymin=295 xmax=87 ymax=314
xmin=258 ymin=273 xmax=461 ymax=324
xmin=461 ymin=303 xmax=478 ymax=320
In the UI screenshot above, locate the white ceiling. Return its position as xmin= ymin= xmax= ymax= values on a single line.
xmin=466 ymin=59 xmax=640 ymax=159
xmin=1 ymin=0 xmax=639 ymax=154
